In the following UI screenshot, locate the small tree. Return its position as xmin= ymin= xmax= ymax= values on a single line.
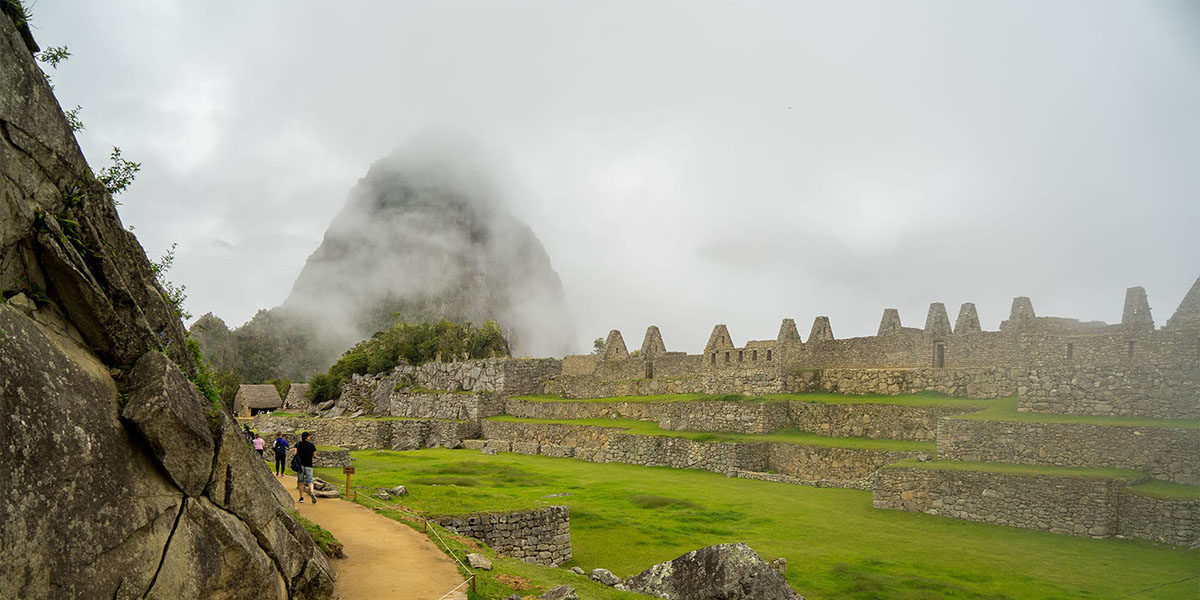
xmin=97 ymin=147 xmax=141 ymax=199
xmin=592 ymin=337 xmax=605 ymax=354
xmin=150 ymin=243 xmax=189 ymax=320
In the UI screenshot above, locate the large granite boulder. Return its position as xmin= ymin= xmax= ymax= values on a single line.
xmin=623 ymin=543 xmax=804 ymax=600
xmin=0 ymin=6 xmax=334 ymax=598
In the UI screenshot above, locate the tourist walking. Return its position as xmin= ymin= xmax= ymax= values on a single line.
xmin=272 ymin=435 xmax=290 ymax=476
xmin=253 ymin=433 xmax=265 ymax=459
xmin=295 ymin=432 xmax=317 ymax=503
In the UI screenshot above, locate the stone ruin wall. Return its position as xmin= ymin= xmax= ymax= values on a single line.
xmin=1019 ymin=364 xmax=1200 ymax=419
xmin=1117 ymin=492 xmax=1200 ymax=547
xmin=873 ymin=467 xmax=1199 ymax=547
xmin=936 ymin=419 xmax=1200 ymax=485
xmin=331 ymin=358 xmax=559 ymax=417
xmin=505 ymin=397 xmax=973 ymax=442
xmin=473 ymin=421 xmax=917 ymax=489
xmin=549 ymin=283 xmax=1199 ymax=419
xmin=435 ymin=506 xmax=571 ymax=566
xmin=252 ymin=415 xmax=478 ymax=451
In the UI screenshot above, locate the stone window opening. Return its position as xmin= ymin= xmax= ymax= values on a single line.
xmin=934 ymin=343 xmax=945 ymax=368
xmin=711 ymin=353 xmax=716 ymax=365
xmin=645 ymin=361 xmax=654 ymax=379
xmin=752 ymin=350 xmax=758 ymax=361
xmin=725 ymin=351 xmax=730 ymax=363
xmin=1127 ymin=341 xmax=1134 ymax=358
xmin=1066 ymin=343 xmax=1074 ymax=360
xmin=738 ymin=350 xmax=744 ymax=362
xmin=767 ymin=349 xmax=772 ymax=361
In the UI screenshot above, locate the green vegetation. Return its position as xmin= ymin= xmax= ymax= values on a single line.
xmin=308 ymin=319 xmax=509 ymax=403
xmin=486 ymin=416 xmax=936 ymax=452
xmin=1127 ymin=480 xmax=1200 ymax=501
xmin=319 ymin=449 xmax=1199 ymax=600
xmin=184 ymin=337 xmax=222 ymax=417
xmin=290 ymin=511 xmax=344 ymax=558
xmin=955 ymin=397 xmax=1200 ymax=429
xmin=885 ymin=458 xmax=1147 ymax=482
xmin=515 ymin=391 xmax=995 ymax=409
xmin=149 ymin=242 xmax=188 ymax=320
xmin=96 ymin=147 xmax=142 ymax=200
xmin=268 ymin=378 xmax=291 ymax=399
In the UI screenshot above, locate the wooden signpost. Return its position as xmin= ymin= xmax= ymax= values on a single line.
xmin=343 ymin=466 xmax=355 ymax=497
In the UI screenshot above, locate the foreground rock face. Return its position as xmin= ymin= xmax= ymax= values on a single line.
xmin=0 ymin=8 xmax=333 ymax=599
xmin=623 ymin=543 xmax=804 ymax=600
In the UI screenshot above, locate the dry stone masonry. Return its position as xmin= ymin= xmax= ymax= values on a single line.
xmin=267 ymin=276 xmax=1199 ymax=548
xmin=435 ymin=506 xmax=571 ymax=566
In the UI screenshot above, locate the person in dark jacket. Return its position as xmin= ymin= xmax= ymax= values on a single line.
xmin=272 ymin=435 xmax=290 ymax=476
xmin=294 ymin=432 xmax=317 ymax=503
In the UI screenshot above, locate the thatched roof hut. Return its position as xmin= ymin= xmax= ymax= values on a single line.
xmin=233 ymin=384 xmax=282 ymax=417
xmin=283 ymin=383 xmax=311 ymax=410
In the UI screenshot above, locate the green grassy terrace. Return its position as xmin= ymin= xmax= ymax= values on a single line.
xmin=1127 ymin=479 xmax=1200 ymax=501
xmin=317 ymin=449 xmax=1198 ymax=600
xmin=884 ymin=458 xmax=1147 ymax=482
xmin=954 ymin=397 xmax=1200 ymax=429
xmin=486 ymin=415 xmax=936 ymax=453
xmin=515 ymin=391 xmax=996 ymax=409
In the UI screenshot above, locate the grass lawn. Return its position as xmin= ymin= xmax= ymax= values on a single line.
xmin=318 ymin=448 xmax=1199 ymax=600
xmin=955 ymin=397 xmax=1200 ymax=429
xmin=486 ymin=415 xmax=936 ymax=453
xmin=1127 ymin=479 xmax=1200 ymax=501
xmin=516 ymin=391 xmax=996 ymax=409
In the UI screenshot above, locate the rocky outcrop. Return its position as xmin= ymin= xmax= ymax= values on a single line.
xmin=623 ymin=543 xmax=803 ymax=600
xmin=0 ymin=7 xmax=333 ymax=599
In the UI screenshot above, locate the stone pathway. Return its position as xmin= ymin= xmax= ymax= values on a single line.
xmin=283 ymin=475 xmax=468 ymax=600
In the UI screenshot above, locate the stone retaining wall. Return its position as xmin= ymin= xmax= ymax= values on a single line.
xmin=1117 ymin=493 xmax=1200 ymax=547
xmin=1018 ymin=365 xmax=1200 ymax=419
xmin=381 ymin=392 xmax=506 ymax=420
xmin=476 ymin=421 xmax=916 ymax=488
xmin=791 ymin=368 xmax=1015 ymax=398
xmin=313 ymin=449 xmax=351 ymax=468
xmin=251 ymin=415 xmax=479 ymax=451
xmin=873 ymin=467 xmax=1199 ymax=547
xmin=874 ymin=467 xmax=1123 ymax=538
xmin=788 ymin=402 xmax=977 ymax=442
xmin=505 ymin=398 xmax=977 ymax=441
xmin=545 ymin=367 xmax=1015 ymax=400
xmin=657 ymin=401 xmax=790 ymax=434
xmin=937 ymin=419 xmax=1200 ymax=485
xmin=435 ymin=506 xmax=571 ymax=566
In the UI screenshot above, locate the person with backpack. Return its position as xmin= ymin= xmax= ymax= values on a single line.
xmin=272 ymin=435 xmax=290 ymax=476
xmin=293 ymin=432 xmax=317 ymax=504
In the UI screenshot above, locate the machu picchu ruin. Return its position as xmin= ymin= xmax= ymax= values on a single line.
xmin=4 ymin=0 xmax=1198 ymax=598
xmin=253 ymin=280 xmax=1200 ymax=549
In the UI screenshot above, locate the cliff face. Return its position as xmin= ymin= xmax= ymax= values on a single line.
xmin=0 ymin=8 xmax=333 ymax=599
xmin=283 ymin=148 xmax=576 ymax=360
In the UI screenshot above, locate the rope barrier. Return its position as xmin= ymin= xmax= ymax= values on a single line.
xmin=434 ymin=577 xmax=473 ymax=600
xmin=343 ymin=483 xmax=477 ymax=598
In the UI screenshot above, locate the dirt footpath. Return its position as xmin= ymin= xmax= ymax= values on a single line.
xmin=284 ymin=477 xmax=468 ymax=600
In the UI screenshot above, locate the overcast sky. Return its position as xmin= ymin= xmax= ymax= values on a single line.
xmin=29 ymin=0 xmax=1200 ymax=354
